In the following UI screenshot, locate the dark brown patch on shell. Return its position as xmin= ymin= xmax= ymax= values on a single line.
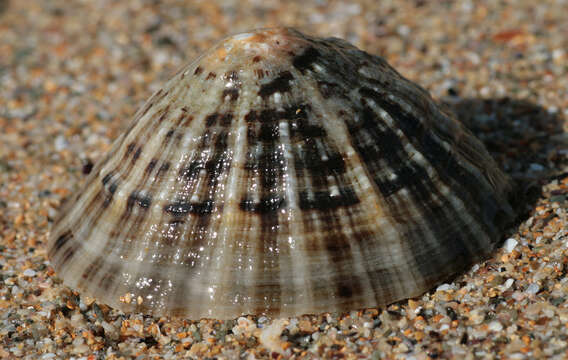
xmin=259 ymin=71 xmax=294 ymax=98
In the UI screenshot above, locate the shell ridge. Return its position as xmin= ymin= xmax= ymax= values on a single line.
xmin=292 ymin=51 xmax=433 ymax=304
xmin=294 ymin=71 xmax=389 ymax=308
xmin=213 ymin=112 xmax=250 ymax=317
xmin=106 ymin=114 xmax=189 ymax=313
xmin=51 ymin=174 xmax=114 ymax=277
xmin=287 ymin=71 xmax=361 ymax=304
xmin=351 ymin=89 xmax=502 ymax=289
xmin=80 ymin=99 xmax=184 ymax=305
xmin=77 ymin=77 xmax=216 ymax=314
xmin=340 ymin=88 xmax=477 ymax=295
xmin=361 ymin=98 xmax=488 ymax=250
xmin=284 ymin=67 xmax=345 ymax=305
xmin=275 ymin=113 xmax=316 ymax=316
xmin=200 ymin=78 xmax=257 ymax=317
xmin=358 ymin=84 xmax=505 ymax=236
xmin=179 ymin=108 xmax=234 ymax=316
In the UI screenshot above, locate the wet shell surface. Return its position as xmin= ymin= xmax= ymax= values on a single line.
xmin=48 ymin=27 xmax=514 ymax=319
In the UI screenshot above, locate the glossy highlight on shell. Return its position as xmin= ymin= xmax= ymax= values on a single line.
xmin=48 ymin=27 xmax=514 ymax=319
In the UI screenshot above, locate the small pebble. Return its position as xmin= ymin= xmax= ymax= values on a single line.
xmin=54 ymin=135 xmax=69 ymax=151
xmin=488 ymin=321 xmax=503 ymax=332
xmin=526 ymin=283 xmax=540 ymax=295
xmin=259 ymin=319 xmax=289 ymax=356
xmin=22 ymin=269 xmax=36 ymax=277
xmin=469 ymin=309 xmax=485 ymax=325
xmin=503 ymin=278 xmax=515 ymax=289
xmin=257 ymin=316 xmax=269 ymax=328
xmin=503 ymin=238 xmax=518 ymax=253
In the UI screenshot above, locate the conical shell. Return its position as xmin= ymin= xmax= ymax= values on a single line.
xmin=48 ymin=28 xmax=514 ymax=319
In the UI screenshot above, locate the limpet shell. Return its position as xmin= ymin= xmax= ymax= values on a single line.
xmin=48 ymin=27 xmax=514 ymax=319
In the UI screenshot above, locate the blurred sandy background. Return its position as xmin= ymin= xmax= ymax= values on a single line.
xmin=1 ymin=0 xmax=568 ymax=359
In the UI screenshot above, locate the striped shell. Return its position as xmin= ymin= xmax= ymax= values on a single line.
xmin=48 ymin=28 xmax=514 ymax=319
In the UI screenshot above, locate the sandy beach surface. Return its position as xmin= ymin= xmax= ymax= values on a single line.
xmin=1 ymin=0 xmax=568 ymax=358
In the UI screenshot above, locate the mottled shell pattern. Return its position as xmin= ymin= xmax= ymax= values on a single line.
xmin=48 ymin=28 xmax=514 ymax=319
